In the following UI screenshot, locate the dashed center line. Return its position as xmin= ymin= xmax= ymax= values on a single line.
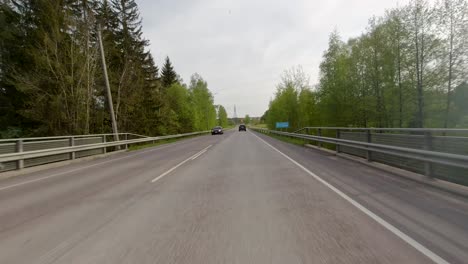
xmin=151 ymin=145 xmax=212 ymax=183
xmin=191 ymin=150 xmax=207 ymax=160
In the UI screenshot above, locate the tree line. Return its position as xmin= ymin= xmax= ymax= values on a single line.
xmin=0 ymin=0 xmax=228 ymax=138
xmin=264 ymin=0 xmax=468 ymax=130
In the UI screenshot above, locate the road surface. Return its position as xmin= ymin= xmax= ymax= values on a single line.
xmin=0 ymin=129 xmax=467 ymax=264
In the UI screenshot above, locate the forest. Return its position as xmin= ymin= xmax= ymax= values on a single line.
xmin=264 ymin=0 xmax=468 ymax=130
xmin=0 ymin=0 xmax=229 ymax=138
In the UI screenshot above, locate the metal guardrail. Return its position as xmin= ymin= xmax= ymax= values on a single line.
xmin=294 ymin=127 xmax=468 ymax=133
xmin=0 ymin=133 xmax=148 ymax=143
xmin=252 ymin=127 xmax=468 ymax=186
xmin=0 ymin=131 xmax=209 ymax=172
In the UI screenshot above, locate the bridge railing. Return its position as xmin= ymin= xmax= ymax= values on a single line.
xmin=252 ymin=127 xmax=468 ymax=186
xmin=0 ymin=131 xmax=209 ymax=172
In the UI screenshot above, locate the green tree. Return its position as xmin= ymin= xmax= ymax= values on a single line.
xmin=0 ymin=0 xmax=218 ymax=138
xmin=452 ymin=82 xmax=468 ymax=126
xmin=266 ymin=81 xmax=298 ymax=130
xmin=298 ymin=88 xmax=317 ymax=128
xmin=0 ymin=1 xmax=31 ymax=137
xmin=189 ymin=73 xmax=216 ymax=130
xmin=108 ymin=0 xmax=151 ymax=133
xmin=160 ymin=82 xmax=194 ymax=134
xmin=218 ymin=105 xmax=228 ymax=127
xmin=436 ymin=0 xmax=468 ymax=127
xmin=264 ymin=0 xmax=468 ymax=130
xmin=7 ymin=0 xmax=102 ymax=135
xmin=161 ymin=56 xmax=177 ymax=88
xmin=244 ymin=115 xmax=251 ymax=124
xmin=404 ymin=0 xmax=441 ymax=127
xmin=317 ymin=31 xmax=356 ymax=127
xmin=384 ymin=8 xmax=413 ymax=127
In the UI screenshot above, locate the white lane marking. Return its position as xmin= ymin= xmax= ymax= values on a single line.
xmin=191 ymin=149 xmax=207 ymax=160
xmin=250 ymin=132 xmax=449 ymax=264
xmin=0 ymin=138 xmax=207 ymax=192
xmin=151 ymin=145 xmax=212 ymax=183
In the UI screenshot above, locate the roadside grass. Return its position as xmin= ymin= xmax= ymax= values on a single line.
xmin=254 ymin=123 xmax=268 ymax=128
xmin=260 ymin=132 xmax=308 ymax=146
xmin=254 ymin=129 xmax=337 ymax=150
xmin=128 ymin=134 xmax=206 ymax=151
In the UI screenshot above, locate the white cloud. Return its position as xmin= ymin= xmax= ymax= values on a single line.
xmin=137 ymin=0 xmax=411 ymax=117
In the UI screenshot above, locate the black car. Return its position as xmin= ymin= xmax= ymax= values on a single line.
xmin=211 ymin=126 xmax=223 ymax=135
xmin=239 ymin=124 xmax=246 ymax=131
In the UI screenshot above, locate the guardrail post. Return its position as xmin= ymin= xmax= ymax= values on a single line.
xmin=102 ymin=135 xmax=107 ymax=154
xmin=336 ymin=129 xmax=341 ymax=153
xmin=317 ymin=128 xmax=322 ymax=148
xmin=124 ymin=133 xmax=128 ymax=150
xmin=69 ymin=136 xmax=75 ymax=160
xmin=16 ymin=139 xmax=24 ymax=170
xmin=366 ymin=130 xmax=372 ymax=161
xmin=424 ymin=131 xmax=433 ymax=178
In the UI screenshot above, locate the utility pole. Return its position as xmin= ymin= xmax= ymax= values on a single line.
xmin=97 ymin=25 xmax=119 ymax=143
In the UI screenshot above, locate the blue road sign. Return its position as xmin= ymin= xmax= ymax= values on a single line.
xmin=276 ymin=122 xmax=289 ymax=129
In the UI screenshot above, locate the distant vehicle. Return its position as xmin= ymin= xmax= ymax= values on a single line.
xmin=239 ymin=124 xmax=246 ymax=131
xmin=211 ymin=126 xmax=223 ymax=135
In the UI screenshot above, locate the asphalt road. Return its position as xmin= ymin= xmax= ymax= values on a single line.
xmin=0 ymin=129 xmax=467 ymax=263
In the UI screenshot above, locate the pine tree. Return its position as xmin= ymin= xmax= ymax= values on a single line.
xmin=107 ymin=0 xmax=150 ymax=132
xmin=0 ymin=0 xmax=218 ymax=137
xmin=5 ymin=0 xmax=101 ymax=135
xmin=161 ymin=56 xmax=177 ymax=88
xmin=138 ymin=52 xmax=163 ymax=135
xmin=111 ymin=0 xmax=146 ymax=59
xmin=0 ymin=1 xmax=28 ymax=137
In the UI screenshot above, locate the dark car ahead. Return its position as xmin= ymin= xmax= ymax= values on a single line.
xmin=239 ymin=124 xmax=246 ymax=131
xmin=211 ymin=126 xmax=223 ymax=135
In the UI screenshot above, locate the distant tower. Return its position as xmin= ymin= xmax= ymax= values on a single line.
xmin=233 ymin=105 xmax=238 ymax=124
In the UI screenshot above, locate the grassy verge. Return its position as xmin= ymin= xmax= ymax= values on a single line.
xmin=254 ymin=123 xmax=268 ymax=128
xmin=128 ymin=134 xmax=206 ymax=151
xmin=254 ymin=129 xmax=337 ymax=150
xmin=257 ymin=131 xmax=308 ymax=146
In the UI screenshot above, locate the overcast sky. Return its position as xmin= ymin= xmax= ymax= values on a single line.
xmin=136 ymin=0 xmax=410 ymax=117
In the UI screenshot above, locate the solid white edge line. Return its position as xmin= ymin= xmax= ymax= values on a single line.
xmin=250 ymin=131 xmax=449 ymax=264
xmin=151 ymin=145 xmax=212 ymax=183
xmin=0 ymin=137 xmax=205 ymax=192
